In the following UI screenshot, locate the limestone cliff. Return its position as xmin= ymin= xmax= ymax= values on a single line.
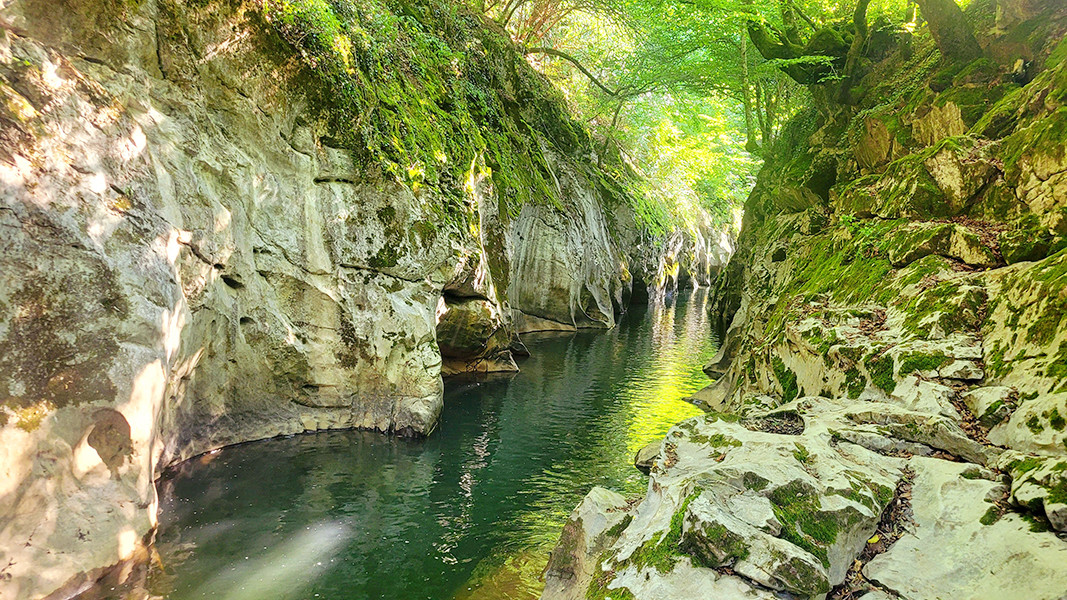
xmin=545 ymin=1 xmax=1067 ymax=599
xmin=0 ymin=0 xmax=729 ymax=597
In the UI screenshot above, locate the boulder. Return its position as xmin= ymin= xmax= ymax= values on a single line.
xmin=634 ymin=441 xmax=661 ymax=474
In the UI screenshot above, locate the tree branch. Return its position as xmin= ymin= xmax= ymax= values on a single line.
xmin=790 ymin=0 xmax=819 ymax=31
xmin=524 ymin=46 xmax=621 ymax=96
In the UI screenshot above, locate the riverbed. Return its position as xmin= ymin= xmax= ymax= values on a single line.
xmin=148 ymin=289 xmax=716 ymax=600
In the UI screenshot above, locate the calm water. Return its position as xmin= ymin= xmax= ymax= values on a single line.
xmin=149 ymin=289 xmax=715 ymax=600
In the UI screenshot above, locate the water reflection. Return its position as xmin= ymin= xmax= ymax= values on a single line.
xmin=150 ymin=289 xmax=716 ymax=600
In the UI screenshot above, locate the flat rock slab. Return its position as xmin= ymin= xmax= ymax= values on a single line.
xmin=864 ymin=457 xmax=1067 ymax=600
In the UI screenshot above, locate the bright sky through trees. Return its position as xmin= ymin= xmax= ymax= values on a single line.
xmin=484 ymin=0 xmax=943 ymax=235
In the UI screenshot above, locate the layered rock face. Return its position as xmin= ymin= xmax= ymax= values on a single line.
xmin=0 ymin=1 xmax=730 ymax=598
xmin=547 ymin=2 xmax=1067 ymax=599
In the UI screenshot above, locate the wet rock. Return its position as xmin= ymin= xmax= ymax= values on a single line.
xmin=542 ymin=487 xmax=632 ymax=600
xmin=634 ymin=441 xmax=660 ymax=474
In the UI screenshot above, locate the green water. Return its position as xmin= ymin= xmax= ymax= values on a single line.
xmin=149 ymin=289 xmax=716 ymax=600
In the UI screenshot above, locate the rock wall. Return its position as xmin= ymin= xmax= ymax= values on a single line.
xmin=0 ymin=1 xmax=729 ymax=598
xmin=546 ymin=2 xmax=1067 ymax=599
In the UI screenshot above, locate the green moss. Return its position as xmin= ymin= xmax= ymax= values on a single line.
xmin=898 ymin=351 xmax=952 ymax=376
xmin=1020 ymin=512 xmax=1052 ymax=533
xmin=585 ymin=555 xmax=636 ymax=600
xmin=1001 ymin=108 xmax=1067 ymax=180
xmin=627 ymin=491 xmax=701 ymax=574
xmin=979 ymin=400 xmax=1009 ymax=428
xmin=1047 ymin=408 xmax=1066 ymax=432
xmin=979 ymin=506 xmax=1002 ymax=526
xmin=865 ymin=353 xmax=896 ymax=395
xmin=689 ymin=432 xmax=743 ymax=448
xmin=845 ymin=367 xmax=866 ymax=399
xmin=704 ymin=411 xmax=743 ymax=424
xmin=605 ymin=515 xmax=633 ymax=539
xmin=1027 ymin=296 xmax=1066 ymax=347
xmin=793 ymin=443 xmax=812 ymax=465
xmin=898 ymin=279 xmax=985 ymax=339
xmin=259 ymin=0 xmax=610 ymax=227
xmin=833 ymin=471 xmax=893 ymax=512
xmin=773 ymin=356 xmax=800 ymax=404
xmin=836 ymin=137 xmax=984 ymax=219
xmin=1026 ymin=414 xmax=1045 ymax=434
xmin=987 ymin=340 xmax=1010 ymax=379
xmin=743 ymin=472 xmax=770 ymax=492
xmin=1011 ymin=457 xmax=1043 ymax=474
xmin=936 ymin=82 xmax=1011 ymax=128
xmin=688 ymin=522 xmax=750 ymax=567
xmin=1046 ymin=344 xmax=1067 ymax=382
xmin=805 ymin=327 xmax=841 ymax=367
xmin=1047 ymin=479 xmax=1067 ymax=505
xmin=768 ymin=481 xmax=845 ymax=569
xmin=759 ymin=224 xmax=904 ymax=346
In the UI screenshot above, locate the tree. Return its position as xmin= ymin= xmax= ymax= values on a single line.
xmin=913 ymin=0 xmax=982 ymax=62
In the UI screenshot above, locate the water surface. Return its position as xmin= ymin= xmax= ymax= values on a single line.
xmin=150 ymin=289 xmax=716 ymax=600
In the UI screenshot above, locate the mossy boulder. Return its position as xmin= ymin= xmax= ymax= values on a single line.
xmin=1003 ymin=453 xmax=1067 ymax=532
xmin=832 ymin=136 xmax=998 ymax=219
xmin=884 ymin=221 xmax=999 ymax=267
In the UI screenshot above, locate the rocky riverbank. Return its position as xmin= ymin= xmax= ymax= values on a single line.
xmin=544 ymin=1 xmax=1067 ymax=598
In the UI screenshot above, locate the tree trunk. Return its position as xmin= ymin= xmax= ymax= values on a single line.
xmin=598 ymin=101 xmax=625 ymax=168
xmin=914 ymin=0 xmax=982 ymax=62
xmin=837 ymin=0 xmax=871 ymax=103
xmin=779 ymin=0 xmax=803 ymax=46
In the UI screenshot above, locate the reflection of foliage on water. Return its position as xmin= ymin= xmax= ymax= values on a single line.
xmin=455 ymin=290 xmax=715 ymax=599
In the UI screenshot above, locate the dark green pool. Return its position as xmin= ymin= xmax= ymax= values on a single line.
xmin=149 ymin=290 xmax=715 ymax=600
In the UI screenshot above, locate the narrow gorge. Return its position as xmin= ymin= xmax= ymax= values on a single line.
xmin=0 ymin=0 xmax=1065 ymax=599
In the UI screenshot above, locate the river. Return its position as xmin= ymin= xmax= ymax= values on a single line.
xmin=148 ymin=289 xmax=716 ymax=600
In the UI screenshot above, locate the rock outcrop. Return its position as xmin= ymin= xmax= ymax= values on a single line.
xmin=547 ymin=2 xmax=1067 ymax=599
xmin=0 ymin=0 xmax=731 ymax=598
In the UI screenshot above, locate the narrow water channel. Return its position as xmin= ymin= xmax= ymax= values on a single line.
xmin=148 ymin=289 xmax=716 ymax=600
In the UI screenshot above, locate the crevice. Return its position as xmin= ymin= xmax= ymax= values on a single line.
xmin=337 ymin=262 xmax=426 ymax=284
xmin=442 ymin=288 xmax=490 ymax=303
xmin=314 ymin=175 xmax=358 ymax=185
xmin=741 ymin=411 xmax=804 ymax=435
xmin=153 ymin=14 xmax=166 ymax=80
xmin=176 ymin=238 xmax=214 ymax=267
xmin=829 ymin=467 xmax=914 ymax=600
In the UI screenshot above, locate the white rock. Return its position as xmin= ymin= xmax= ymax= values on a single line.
xmin=864 ymin=457 xmax=1067 ymax=600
